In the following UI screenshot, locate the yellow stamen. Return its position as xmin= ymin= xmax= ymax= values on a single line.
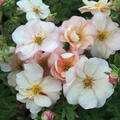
xmin=83 ymin=76 xmax=95 ymax=88
xmin=33 ymin=8 xmax=40 ymax=14
xmin=95 ymin=2 xmax=100 ymax=7
xmin=97 ymin=31 xmax=111 ymax=41
xmin=32 ymin=85 xmax=42 ymax=96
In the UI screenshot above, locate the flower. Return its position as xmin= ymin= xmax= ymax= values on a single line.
xmin=16 ymin=63 xmax=62 ymax=114
xmin=79 ymin=0 xmax=111 ymax=15
xmin=12 ymin=19 xmax=62 ymax=60
xmin=41 ymin=110 xmax=54 ymax=120
xmin=17 ymin=0 xmax=50 ymax=21
xmin=63 ymin=56 xmax=114 ymax=109
xmin=0 ymin=47 xmax=23 ymax=87
xmin=50 ymin=52 xmax=78 ymax=83
xmin=0 ymin=0 xmax=3 ymax=4
xmin=59 ymin=16 xmax=96 ymax=53
xmin=109 ymin=71 xmax=118 ymax=84
xmin=90 ymin=13 xmax=120 ymax=59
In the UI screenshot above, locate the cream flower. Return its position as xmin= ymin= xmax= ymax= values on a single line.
xmin=12 ymin=19 xmax=62 ymax=60
xmin=16 ymin=63 xmax=62 ymax=114
xmin=79 ymin=0 xmax=111 ymax=15
xmin=91 ymin=13 xmax=120 ymax=59
xmin=59 ymin=16 xmax=96 ymax=53
xmin=63 ymin=56 xmax=114 ymax=109
xmin=17 ymin=0 xmax=50 ymax=20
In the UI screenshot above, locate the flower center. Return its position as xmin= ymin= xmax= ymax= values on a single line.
xmin=32 ymin=85 xmax=42 ymax=95
xmin=34 ymin=32 xmax=46 ymax=45
xmin=95 ymin=2 xmax=100 ymax=7
xmin=33 ymin=8 xmax=40 ymax=14
xmin=83 ymin=76 xmax=95 ymax=88
xmin=97 ymin=31 xmax=110 ymax=41
xmin=63 ymin=63 xmax=71 ymax=71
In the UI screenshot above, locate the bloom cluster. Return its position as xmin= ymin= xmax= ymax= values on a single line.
xmin=1 ymin=0 xmax=120 ymax=119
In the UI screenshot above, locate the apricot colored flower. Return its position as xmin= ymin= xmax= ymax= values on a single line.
xmin=12 ymin=19 xmax=62 ymax=60
xmin=79 ymin=0 xmax=111 ymax=15
xmin=50 ymin=52 xmax=78 ymax=83
xmin=16 ymin=63 xmax=62 ymax=114
xmin=59 ymin=16 xmax=96 ymax=53
xmin=63 ymin=56 xmax=114 ymax=109
xmin=91 ymin=13 xmax=120 ymax=59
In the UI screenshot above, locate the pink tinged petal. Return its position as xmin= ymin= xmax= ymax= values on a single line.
xmin=12 ymin=25 xmax=33 ymax=45
xmin=105 ymin=30 xmax=120 ymax=51
xmin=16 ymin=71 xmax=32 ymax=89
xmin=82 ymin=21 xmax=96 ymax=36
xmin=34 ymin=95 xmax=52 ymax=107
xmin=61 ymin=53 xmax=74 ymax=59
xmin=26 ymin=100 xmax=41 ymax=114
xmin=78 ymin=89 xmax=97 ymax=109
xmin=16 ymin=43 xmax=39 ymax=60
xmin=41 ymin=76 xmax=62 ymax=93
xmin=24 ymin=63 xmax=43 ymax=83
xmin=66 ymin=84 xmax=82 ymax=105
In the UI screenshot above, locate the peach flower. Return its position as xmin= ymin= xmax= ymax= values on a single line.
xmin=12 ymin=19 xmax=62 ymax=60
xmin=50 ymin=52 xmax=78 ymax=83
xmin=59 ymin=16 xmax=96 ymax=53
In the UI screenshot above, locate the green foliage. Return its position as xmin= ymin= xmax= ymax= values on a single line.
xmin=1 ymin=0 xmax=120 ymax=120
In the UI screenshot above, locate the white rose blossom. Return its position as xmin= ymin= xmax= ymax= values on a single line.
xmin=16 ymin=63 xmax=62 ymax=114
xmin=17 ymin=0 xmax=50 ymax=20
xmin=63 ymin=56 xmax=114 ymax=109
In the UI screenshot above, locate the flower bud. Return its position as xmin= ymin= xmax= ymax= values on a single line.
xmin=109 ymin=71 xmax=118 ymax=84
xmin=41 ymin=110 xmax=54 ymax=120
xmin=0 ymin=0 xmax=4 ymax=4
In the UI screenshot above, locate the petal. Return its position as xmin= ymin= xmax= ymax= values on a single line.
xmin=0 ymin=61 xmax=12 ymax=72
xmin=85 ymin=58 xmax=111 ymax=78
xmin=66 ymin=84 xmax=82 ymax=105
xmin=16 ymin=71 xmax=32 ymax=89
xmin=24 ymin=63 xmax=43 ymax=83
xmin=34 ymin=95 xmax=52 ymax=107
xmin=41 ymin=76 xmax=62 ymax=93
xmin=26 ymin=12 xmax=39 ymax=20
xmin=91 ymin=40 xmax=115 ymax=59
xmin=92 ymin=13 xmax=107 ymax=31
xmin=26 ymin=100 xmax=41 ymax=114
xmin=105 ymin=30 xmax=120 ymax=51
xmin=12 ymin=25 xmax=33 ymax=45
xmin=78 ymin=89 xmax=97 ymax=109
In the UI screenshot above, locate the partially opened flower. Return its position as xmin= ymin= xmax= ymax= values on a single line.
xmin=17 ymin=0 xmax=50 ymax=20
xmin=91 ymin=13 xmax=120 ymax=59
xmin=16 ymin=63 xmax=62 ymax=114
xmin=50 ymin=52 xmax=78 ymax=83
xmin=41 ymin=110 xmax=54 ymax=120
xmin=59 ymin=16 xmax=96 ymax=53
xmin=63 ymin=56 xmax=114 ymax=109
xmin=12 ymin=19 xmax=62 ymax=60
xmin=79 ymin=0 xmax=111 ymax=15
